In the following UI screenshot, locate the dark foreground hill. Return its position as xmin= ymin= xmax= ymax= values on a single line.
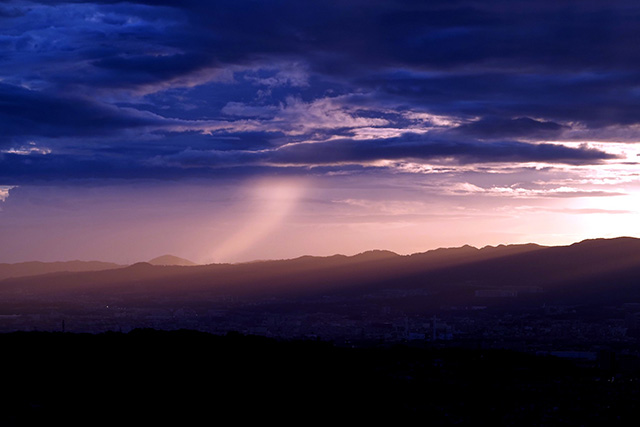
xmin=2 ymin=329 xmax=638 ymax=426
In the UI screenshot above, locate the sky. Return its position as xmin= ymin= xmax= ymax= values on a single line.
xmin=1 ymin=0 xmax=640 ymax=264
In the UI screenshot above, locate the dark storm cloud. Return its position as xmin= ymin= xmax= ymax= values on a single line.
xmin=278 ymin=138 xmax=615 ymax=166
xmin=365 ymin=71 xmax=640 ymax=128
xmin=0 ymin=151 xmax=319 ymax=183
xmin=0 ymin=83 xmax=162 ymax=143
xmin=454 ymin=117 xmax=568 ymax=140
xmin=92 ymin=53 xmax=214 ymax=86
xmin=115 ymin=0 xmax=640 ymax=71
xmin=148 ymin=130 xmax=284 ymax=152
xmin=6 ymin=1 xmax=640 ymax=90
xmin=140 ymin=0 xmax=640 ymax=131
xmin=158 ymin=136 xmax=616 ymax=168
xmin=0 ymin=5 xmax=25 ymax=18
xmin=0 ymin=135 xmax=614 ymax=184
xmin=0 ymin=0 xmax=637 ymax=182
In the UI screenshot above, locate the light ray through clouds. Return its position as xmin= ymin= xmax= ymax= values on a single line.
xmin=209 ymin=178 xmax=308 ymax=263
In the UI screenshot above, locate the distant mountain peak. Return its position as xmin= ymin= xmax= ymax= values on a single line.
xmin=480 ymin=242 xmax=544 ymax=251
xmin=148 ymin=255 xmax=197 ymax=266
xmin=351 ymin=250 xmax=399 ymax=261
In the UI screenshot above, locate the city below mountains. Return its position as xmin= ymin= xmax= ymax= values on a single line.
xmin=2 ymin=237 xmax=640 ymax=349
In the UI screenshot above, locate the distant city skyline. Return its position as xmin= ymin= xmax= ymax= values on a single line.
xmin=1 ymin=1 xmax=639 ymax=264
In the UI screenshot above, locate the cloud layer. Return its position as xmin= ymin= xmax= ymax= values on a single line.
xmin=2 ymin=0 xmax=638 ymax=184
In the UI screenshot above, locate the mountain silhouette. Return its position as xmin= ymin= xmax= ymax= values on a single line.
xmin=148 ymin=255 xmax=198 ymax=266
xmin=2 ymin=237 xmax=640 ymax=311
xmin=0 ymin=260 xmax=123 ymax=281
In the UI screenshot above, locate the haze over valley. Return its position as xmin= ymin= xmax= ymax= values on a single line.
xmin=1 ymin=237 xmax=639 ymax=353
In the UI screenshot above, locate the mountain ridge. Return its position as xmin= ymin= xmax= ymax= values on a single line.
xmin=2 ymin=237 xmax=640 ymax=310
xmin=148 ymin=255 xmax=198 ymax=266
xmin=0 ymin=260 xmax=124 ymax=281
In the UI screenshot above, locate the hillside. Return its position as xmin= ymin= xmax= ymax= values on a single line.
xmin=0 ymin=260 xmax=123 ymax=281
xmin=1 ymin=237 xmax=640 ymax=308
